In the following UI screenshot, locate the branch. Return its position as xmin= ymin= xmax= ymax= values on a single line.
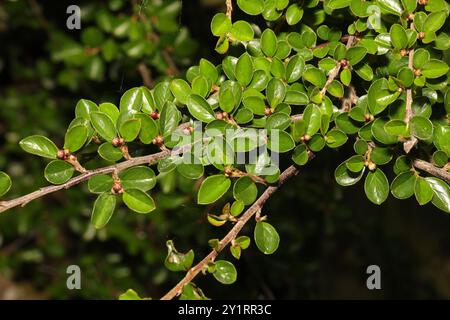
xmin=413 ymin=159 xmax=450 ymax=183
xmin=226 ymin=0 xmax=233 ymax=19
xmin=160 ymin=160 xmax=313 ymax=300
xmin=319 ymin=35 xmax=356 ymax=96
xmin=403 ymin=22 xmax=417 ymax=154
xmin=137 ymin=62 xmax=154 ymax=88
xmin=0 ymin=147 xmax=192 ymax=213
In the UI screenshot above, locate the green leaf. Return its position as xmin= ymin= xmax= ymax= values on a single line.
xmin=384 ymin=119 xmax=408 ymax=136
xmin=91 ymin=193 xmax=116 ymax=229
xmin=325 ymin=129 xmax=348 ymax=148
xmin=120 ymin=87 xmax=144 ymax=112
xmin=327 ymin=80 xmax=344 ymax=98
xmin=422 ymin=59 xmax=449 ymax=79
xmin=199 ymin=59 xmax=218 ymax=84
xmin=286 ymin=4 xmax=304 ymax=25
xmin=165 ymin=240 xmax=195 ymax=272
xmin=254 ymin=221 xmax=280 ymax=255
xmin=268 ymin=131 xmax=295 ymax=153
xmin=210 ymin=13 xmax=231 ymax=36
xmin=414 ymin=177 xmax=433 ymax=205
xmin=390 ymin=24 xmax=408 ymax=49
xmin=335 ymin=162 xmax=365 ymax=186
xmin=243 ymin=96 xmax=265 ymax=115
xmin=304 ymin=105 xmax=321 ymax=136
xmin=19 ymin=135 xmax=59 ymax=159
xmin=266 ymin=112 xmax=291 ymax=131
xmin=364 ymin=168 xmax=389 ymax=205
xmin=328 ymin=0 xmax=351 ymax=9
xmin=303 ymin=67 xmax=326 ymax=87
xmin=0 ymin=171 xmax=12 ymax=197
xmin=119 ymin=166 xmax=156 ymax=191
xmin=230 ymin=21 xmax=254 ymax=42
xmin=266 ymin=78 xmax=286 ymax=107
xmin=391 ymin=171 xmax=415 ymax=199
xmin=261 ymin=29 xmax=278 ymax=57
xmin=179 ymin=283 xmax=209 ymax=300
xmin=367 ymin=78 xmax=400 ymax=115
xmin=237 ymin=0 xmax=264 ymax=15
xmin=424 ymin=11 xmax=447 ymax=34
xmin=91 ymin=111 xmax=117 ymax=142
xmin=98 ymin=142 xmax=123 ymax=162
xmin=119 ymin=289 xmax=143 ymax=300
xmin=122 ymin=189 xmax=156 ymax=214
xmin=44 ymin=160 xmax=74 ymax=185
xmin=170 ymin=79 xmax=192 ymax=105
xmin=426 ymin=177 xmax=450 ymax=213
xmin=346 ymin=155 xmax=365 ymax=172
xmin=212 ymin=260 xmax=237 ymax=284
xmin=99 ymin=103 xmax=120 ymax=123
xmin=119 ymin=118 xmax=141 ymax=142
xmin=88 ymin=174 xmax=114 ymax=194
xmin=137 ymin=114 xmax=158 ymax=144
xmin=411 ymin=116 xmax=433 ymax=140
xmin=397 ymin=67 xmax=414 ymax=87
xmin=176 ymin=153 xmax=204 ymax=180
xmin=377 ymin=0 xmax=403 ymax=16
xmin=346 ymin=46 xmax=367 ymax=65
xmin=413 ymin=48 xmax=430 ymax=69
xmin=187 ymin=94 xmax=215 ymax=123
xmin=75 ymin=99 xmax=98 ymax=119
xmin=340 ymin=67 xmax=352 ymax=86
xmin=159 ymin=101 xmax=180 ymax=137
xmin=235 ymin=53 xmax=253 ymax=86
xmin=286 ymin=55 xmax=305 ymax=83
xmin=198 ymin=175 xmax=231 ymax=204
xmin=233 ymin=176 xmax=258 ymax=205
xmin=292 ymin=144 xmax=309 ymax=165
xmin=64 ymin=125 xmax=88 ymax=153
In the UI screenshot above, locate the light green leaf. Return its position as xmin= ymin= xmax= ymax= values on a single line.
xmin=91 ymin=193 xmax=116 ymax=229
xmin=19 ymin=135 xmax=59 ymax=159
xmin=122 ymin=189 xmax=156 ymax=214
xmin=254 ymin=221 xmax=280 ymax=254
xmin=198 ymin=175 xmax=231 ymax=204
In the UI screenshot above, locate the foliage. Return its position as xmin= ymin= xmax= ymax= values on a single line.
xmin=0 ymin=0 xmax=449 ymax=299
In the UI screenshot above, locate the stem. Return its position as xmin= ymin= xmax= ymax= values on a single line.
xmin=160 ymin=160 xmax=312 ymax=300
xmin=319 ymin=36 xmax=356 ymax=96
xmin=413 ymin=159 xmax=450 ymax=183
xmin=403 ymin=22 xmax=417 ymax=154
xmin=226 ymin=0 xmax=233 ymax=19
xmin=137 ymin=62 xmax=154 ymax=88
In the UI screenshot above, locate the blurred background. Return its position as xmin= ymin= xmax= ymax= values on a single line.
xmin=0 ymin=0 xmax=449 ymax=299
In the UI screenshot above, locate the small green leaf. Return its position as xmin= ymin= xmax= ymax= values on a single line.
xmin=327 ymin=80 xmax=344 ymax=98
xmin=235 ymin=53 xmax=253 ymax=86
xmin=88 ymin=174 xmax=114 ymax=194
xmin=377 ymin=0 xmax=403 ymax=16
xmin=424 ymin=11 xmax=447 ymax=34
xmin=335 ymin=162 xmax=365 ymax=186
xmin=122 ymin=189 xmax=156 ymax=214
xmin=165 ymin=240 xmax=195 ymax=272
xmin=212 ymin=260 xmax=237 ymax=284
xmin=44 ymin=160 xmax=74 ymax=185
xmin=325 ymin=129 xmax=348 ymax=148
xmin=267 ymin=131 xmax=295 ymax=153
xmin=286 ymin=4 xmax=304 ymax=25
xmin=237 ymin=0 xmax=264 ymax=15
xmin=286 ymin=55 xmax=305 ymax=83
xmin=119 ymin=166 xmax=156 ymax=191
xmin=411 ymin=116 xmax=433 ymax=140
xmin=0 ymin=171 xmax=12 ymax=197
xmin=170 ymin=79 xmax=192 ymax=105
xmin=176 ymin=153 xmax=204 ymax=180
xmin=230 ymin=20 xmax=254 ymax=42
xmin=91 ymin=111 xmax=117 ymax=142
xmin=391 ymin=171 xmax=415 ymax=199
xmin=384 ymin=119 xmax=408 ymax=136
xmin=198 ymin=175 xmax=231 ymax=204
xmin=91 ymin=193 xmax=116 ymax=229
xmin=261 ymin=29 xmax=278 ymax=57
xmin=346 ymin=46 xmax=367 ymax=65
xmin=98 ymin=142 xmax=123 ymax=162
xmin=390 ymin=24 xmax=408 ymax=49
xmin=254 ymin=221 xmax=280 ymax=255
xmin=364 ymin=168 xmax=389 ymax=205
xmin=292 ymin=144 xmax=309 ymax=165
xmin=187 ymin=94 xmax=216 ymax=123
xmin=118 ymin=289 xmax=143 ymax=300
xmin=426 ymin=177 xmax=450 ymax=213
xmin=303 ymin=67 xmax=326 ymax=87
xmin=422 ymin=59 xmax=449 ymax=79
xmin=210 ymin=13 xmax=231 ymax=36
xmin=266 ymin=78 xmax=286 ymax=107
xmin=233 ymin=176 xmax=258 ymax=205
xmin=414 ymin=177 xmax=433 ymax=205
xmin=119 ymin=118 xmax=141 ymax=142
xmin=75 ymin=99 xmax=98 ymax=119
xmin=19 ymin=135 xmax=59 ymax=159
xmin=328 ymin=0 xmax=351 ymax=9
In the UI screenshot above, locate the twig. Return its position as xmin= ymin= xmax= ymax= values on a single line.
xmin=403 ymin=22 xmax=417 ymax=154
xmin=319 ymin=36 xmax=356 ymax=96
xmin=413 ymin=159 xmax=450 ymax=183
xmin=226 ymin=0 xmax=233 ymax=19
xmin=160 ymin=160 xmax=313 ymax=300
xmin=137 ymin=62 xmax=154 ymax=88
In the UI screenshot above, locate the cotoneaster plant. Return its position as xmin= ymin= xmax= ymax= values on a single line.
xmin=0 ymin=0 xmax=449 ymax=300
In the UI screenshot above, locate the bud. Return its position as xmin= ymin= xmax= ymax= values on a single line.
xmin=150 ymin=111 xmax=160 ymax=120
xmin=414 ymin=69 xmax=422 ymax=77
xmin=224 ymin=166 xmax=233 ymax=176
xmin=57 ymin=149 xmax=65 ymax=160
xmin=418 ymin=32 xmax=425 ymax=40
xmin=400 ymin=49 xmax=408 ymax=57
xmin=340 ymin=59 xmax=349 ymax=67
xmin=112 ymin=182 xmax=123 ymax=194
xmin=368 ymin=161 xmax=377 ymax=171
xmin=112 ymin=137 xmax=121 ymax=147
xmin=215 ymin=111 xmax=223 ymax=120
xmin=264 ymin=107 xmax=272 ymax=117
xmin=152 ymin=135 xmax=164 ymax=145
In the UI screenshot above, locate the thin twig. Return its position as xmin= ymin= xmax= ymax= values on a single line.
xmin=160 ymin=160 xmax=313 ymax=300
xmin=226 ymin=0 xmax=233 ymax=19
xmin=319 ymin=36 xmax=356 ymax=96
xmin=137 ymin=62 xmax=154 ymax=88
xmin=413 ymin=159 xmax=450 ymax=183
xmin=403 ymin=22 xmax=417 ymax=154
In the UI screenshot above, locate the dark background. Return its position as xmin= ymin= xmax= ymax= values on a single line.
xmin=0 ymin=0 xmax=449 ymax=299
